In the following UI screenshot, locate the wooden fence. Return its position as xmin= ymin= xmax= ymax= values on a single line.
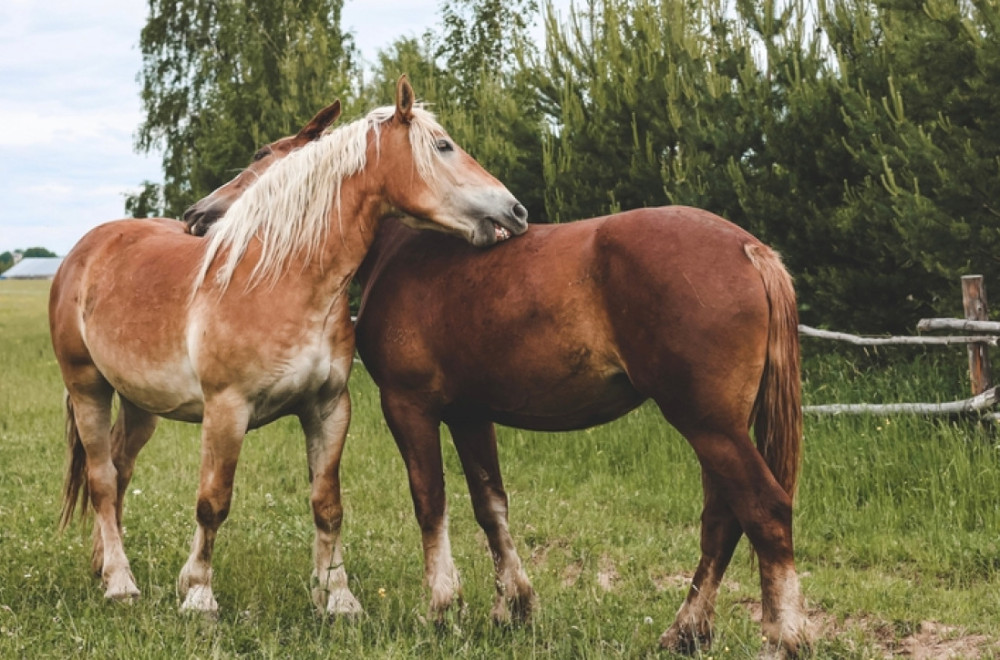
xmin=801 ymin=275 xmax=1000 ymax=421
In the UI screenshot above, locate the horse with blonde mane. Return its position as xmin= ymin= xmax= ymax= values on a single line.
xmin=48 ymin=77 xmax=527 ymax=617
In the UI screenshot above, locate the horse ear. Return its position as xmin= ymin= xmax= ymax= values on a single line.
xmin=298 ymin=100 xmax=342 ymax=140
xmin=395 ymin=75 xmax=415 ymax=124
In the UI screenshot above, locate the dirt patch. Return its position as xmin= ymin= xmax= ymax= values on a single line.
xmin=740 ymin=600 xmax=997 ymax=659
xmin=597 ymin=554 xmax=618 ymax=591
xmin=562 ymin=560 xmax=583 ymax=587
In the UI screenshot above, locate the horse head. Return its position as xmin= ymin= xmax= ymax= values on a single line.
xmin=182 ymin=100 xmax=342 ymax=236
xmin=372 ymin=76 xmax=528 ymax=247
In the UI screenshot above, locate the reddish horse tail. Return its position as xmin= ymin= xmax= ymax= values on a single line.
xmin=745 ymin=243 xmax=803 ymax=501
xmin=60 ymin=392 xmax=90 ymax=530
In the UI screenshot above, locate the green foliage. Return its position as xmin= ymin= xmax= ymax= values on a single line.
xmin=132 ymin=0 xmax=357 ymax=218
xmin=129 ymin=0 xmax=1000 ymax=331
xmin=360 ymin=2 xmax=548 ymax=220
xmin=0 ymin=252 xmax=11 ymax=273
xmin=21 ymin=247 xmax=57 ymax=258
xmin=124 ymin=180 xmax=165 ymax=218
xmin=524 ymin=0 xmax=1000 ymax=331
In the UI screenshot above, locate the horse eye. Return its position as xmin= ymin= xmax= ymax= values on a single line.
xmin=252 ymin=148 xmax=270 ymax=162
xmin=435 ymin=138 xmax=453 ymax=153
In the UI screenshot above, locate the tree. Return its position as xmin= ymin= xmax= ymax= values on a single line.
xmin=131 ymin=0 xmax=357 ymax=218
xmin=360 ymin=2 xmax=548 ymax=219
xmin=22 ymin=247 xmax=57 ymax=258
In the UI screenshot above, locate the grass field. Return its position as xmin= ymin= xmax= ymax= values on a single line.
xmin=1 ymin=279 xmax=998 ymax=658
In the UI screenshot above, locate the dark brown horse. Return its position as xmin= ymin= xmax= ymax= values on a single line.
xmin=183 ymin=114 xmax=809 ymax=655
xmin=49 ymin=77 xmax=527 ymax=618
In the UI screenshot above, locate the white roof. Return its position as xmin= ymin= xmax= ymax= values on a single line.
xmin=1 ymin=257 xmax=63 ymax=279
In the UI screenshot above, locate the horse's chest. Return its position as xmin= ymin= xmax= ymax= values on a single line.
xmin=248 ymin=344 xmax=347 ymax=423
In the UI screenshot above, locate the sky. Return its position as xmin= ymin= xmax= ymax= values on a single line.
xmin=0 ymin=0 xmax=564 ymax=257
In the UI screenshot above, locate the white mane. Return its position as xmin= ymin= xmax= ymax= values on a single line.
xmin=193 ymin=104 xmax=445 ymax=294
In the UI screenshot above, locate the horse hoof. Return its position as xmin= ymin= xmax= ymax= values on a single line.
xmin=104 ymin=572 xmax=140 ymax=602
xmin=491 ymin=591 xmax=537 ymax=626
xmin=659 ymin=624 xmax=712 ymax=655
xmin=180 ymin=584 xmax=219 ymax=617
xmin=105 ymin=588 xmax=140 ymax=603
xmin=323 ymin=588 xmax=364 ymax=618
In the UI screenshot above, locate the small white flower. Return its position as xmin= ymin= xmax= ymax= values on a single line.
xmin=132 ymin=489 xmax=142 ymax=495
xmin=643 ymin=616 xmax=653 ymax=625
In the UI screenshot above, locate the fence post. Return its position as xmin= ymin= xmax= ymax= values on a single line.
xmin=962 ymin=275 xmax=992 ymax=395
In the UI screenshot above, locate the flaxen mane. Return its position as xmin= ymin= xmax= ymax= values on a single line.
xmin=193 ymin=104 xmax=446 ymax=294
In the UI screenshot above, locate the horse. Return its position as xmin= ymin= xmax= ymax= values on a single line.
xmin=352 ymin=214 xmax=809 ymax=656
xmin=48 ymin=76 xmax=528 ymax=618
xmin=181 ymin=116 xmax=810 ymax=655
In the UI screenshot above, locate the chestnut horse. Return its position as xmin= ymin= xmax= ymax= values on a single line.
xmin=49 ymin=77 xmax=528 ymax=618
xmin=183 ymin=114 xmax=809 ymax=654
xmin=353 ymin=215 xmax=809 ymax=656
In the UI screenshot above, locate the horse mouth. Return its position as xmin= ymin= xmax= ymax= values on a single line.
xmin=492 ymin=221 xmax=512 ymax=242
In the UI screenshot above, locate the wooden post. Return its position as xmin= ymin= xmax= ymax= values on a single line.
xmin=962 ymin=275 xmax=992 ymax=395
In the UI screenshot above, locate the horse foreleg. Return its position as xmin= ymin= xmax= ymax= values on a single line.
xmin=660 ymin=471 xmax=742 ymax=653
xmin=448 ymin=417 xmax=535 ymax=624
xmin=69 ymin=383 xmax=141 ymax=601
xmin=301 ymin=392 xmax=362 ymax=618
xmin=681 ymin=429 xmax=810 ymax=657
xmin=92 ymin=399 xmax=158 ymax=577
xmin=381 ymin=392 xmax=462 ymax=620
xmin=177 ymin=398 xmax=247 ymax=616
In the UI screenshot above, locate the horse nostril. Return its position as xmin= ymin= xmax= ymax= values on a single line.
xmin=511 ymin=203 xmax=528 ymax=224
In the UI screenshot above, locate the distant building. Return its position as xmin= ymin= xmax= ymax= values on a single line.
xmin=0 ymin=257 xmax=63 ymax=279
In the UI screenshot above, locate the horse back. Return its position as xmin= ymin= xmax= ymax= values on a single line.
xmin=356 ymin=208 xmax=773 ymax=430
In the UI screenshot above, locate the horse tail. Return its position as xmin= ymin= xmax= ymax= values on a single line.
xmin=745 ymin=243 xmax=803 ymax=501
xmin=59 ymin=392 xmax=90 ymax=529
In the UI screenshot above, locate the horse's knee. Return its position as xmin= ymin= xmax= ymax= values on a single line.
xmin=311 ymin=499 xmax=343 ymax=534
xmin=195 ymin=497 xmax=229 ymax=530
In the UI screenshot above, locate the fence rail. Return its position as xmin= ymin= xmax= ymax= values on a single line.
xmin=801 ymin=275 xmax=998 ymax=421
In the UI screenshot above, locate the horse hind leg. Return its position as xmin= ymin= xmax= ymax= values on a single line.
xmin=91 ymin=398 xmax=158 ymax=577
xmin=670 ymin=423 xmax=808 ymax=657
xmin=300 ymin=392 xmax=362 ymax=618
xmin=447 ymin=417 xmax=536 ymax=624
xmin=63 ymin=380 xmax=141 ymax=601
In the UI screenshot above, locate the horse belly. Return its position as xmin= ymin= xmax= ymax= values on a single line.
xmin=467 ymin=361 xmax=644 ymax=432
xmin=94 ymin=350 xmax=205 ymax=421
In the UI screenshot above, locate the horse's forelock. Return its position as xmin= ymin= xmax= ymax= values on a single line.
xmin=192 ymin=103 xmax=444 ymax=296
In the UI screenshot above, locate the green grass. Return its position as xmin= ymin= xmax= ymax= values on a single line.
xmin=2 ymin=279 xmax=999 ymax=658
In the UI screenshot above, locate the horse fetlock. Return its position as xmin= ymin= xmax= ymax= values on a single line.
xmin=90 ymin=527 xmax=104 ymax=577
xmin=428 ymin=587 xmax=463 ymax=622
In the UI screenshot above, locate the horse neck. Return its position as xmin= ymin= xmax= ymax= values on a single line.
xmin=309 ymin=180 xmax=385 ymax=295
